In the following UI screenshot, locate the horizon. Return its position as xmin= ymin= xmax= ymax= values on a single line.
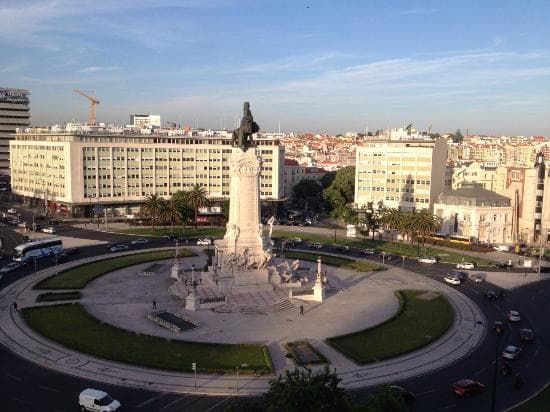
xmin=1 ymin=0 xmax=549 ymax=135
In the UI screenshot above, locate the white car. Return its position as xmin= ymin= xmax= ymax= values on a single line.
xmin=494 ymin=245 xmax=510 ymax=252
xmin=7 ymin=208 xmax=17 ymax=214
xmin=502 ymin=345 xmax=522 ymax=360
xmin=196 ymin=238 xmax=212 ymax=246
xmin=130 ymin=238 xmax=149 ymax=245
xmin=291 ymin=237 xmax=302 ymax=244
xmin=507 ymin=310 xmax=521 ymax=322
xmin=456 ymin=262 xmax=475 ymax=270
xmin=444 ymin=275 xmax=461 ymax=285
xmin=79 ymin=388 xmax=121 ymax=411
xmin=418 ymin=256 xmax=437 ymax=264
xmin=109 ymin=244 xmax=129 ymax=252
xmin=470 ymin=273 xmax=486 ymax=283
xmin=42 ymin=226 xmax=56 ymax=234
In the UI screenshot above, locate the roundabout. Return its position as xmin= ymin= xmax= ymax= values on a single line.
xmin=0 ymin=246 xmax=486 ymax=396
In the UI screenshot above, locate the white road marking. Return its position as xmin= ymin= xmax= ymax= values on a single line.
xmin=13 ymin=397 xmax=32 ymax=406
xmin=6 ymin=373 xmax=22 ymax=381
xmin=205 ymin=397 xmax=230 ymax=412
xmin=161 ymin=396 xmax=190 ymax=410
xmin=136 ymin=393 xmax=168 ymax=408
xmin=39 ymin=385 xmax=60 ymax=392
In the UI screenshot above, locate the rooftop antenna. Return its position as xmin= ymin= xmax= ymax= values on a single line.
xmin=278 ymin=120 xmax=281 ymax=134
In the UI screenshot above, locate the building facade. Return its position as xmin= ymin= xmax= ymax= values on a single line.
xmin=434 ymin=185 xmax=513 ymax=245
xmin=354 ymin=139 xmax=448 ymax=211
xmin=129 ymin=114 xmax=161 ymax=128
xmin=450 ymin=162 xmax=497 ymax=190
xmin=10 ymin=131 xmax=284 ymax=216
xmin=283 ymin=159 xmax=328 ymax=198
xmin=0 ymin=88 xmax=30 ymax=173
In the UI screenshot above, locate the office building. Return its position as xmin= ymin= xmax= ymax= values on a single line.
xmin=355 ymin=139 xmax=448 ymax=211
xmin=0 ymin=88 xmax=30 ymax=173
xmin=10 ymin=130 xmax=283 ymax=217
xmin=130 ymin=114 xmax=161 ymax=128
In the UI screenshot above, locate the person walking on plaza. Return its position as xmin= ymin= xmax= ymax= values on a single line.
xmin=13 ymin=301 xmax=18 ymax=312
xmin=299 ymin=305 xmax=304 ymax=315
xmin=152 ymin=300 xmax=157 ymax=309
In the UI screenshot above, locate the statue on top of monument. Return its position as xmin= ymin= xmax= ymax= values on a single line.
xmin=232 ymin=101 xmax=260 ymax=151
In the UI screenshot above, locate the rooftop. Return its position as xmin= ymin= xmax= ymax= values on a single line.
xmin=436 ymin=184 xmax=511 ymax=207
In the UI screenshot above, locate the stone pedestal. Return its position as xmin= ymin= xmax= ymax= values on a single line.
xmin=185 ymin=291 xmax=199 ymax=311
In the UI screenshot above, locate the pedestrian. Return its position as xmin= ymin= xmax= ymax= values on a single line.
xmin=152 ymin=300 xmax=157 ymax=309
xmin=299 ymin=305 xmax=304 ymax=315
xmin=13 ymin=301 xmax=18 ymax=312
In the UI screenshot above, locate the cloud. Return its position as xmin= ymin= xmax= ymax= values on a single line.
xmin=79 ymin=66 xmax=120 ymax=73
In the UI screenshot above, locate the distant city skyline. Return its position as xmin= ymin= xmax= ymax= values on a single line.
xmin=1 ymin=0 xmax=549 ymax=135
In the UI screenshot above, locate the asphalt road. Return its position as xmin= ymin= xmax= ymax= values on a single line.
xmin=0 ymin=206 xmax=549 ymax=411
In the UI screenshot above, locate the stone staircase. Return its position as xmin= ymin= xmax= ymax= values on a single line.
xmin=213 ymin=289 xmax=294 ymax=314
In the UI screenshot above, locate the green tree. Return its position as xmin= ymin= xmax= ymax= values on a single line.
xmin=398 ymin=211 xmax=416 ymax=246
xmin=331 ymin=204 xmax=358 ymax=225
xmin=161 ymin=199 xmax=182 ymax=233
xmin=264 ymin=367 xmax=353 ymax=412
xmin=412 ymin=209 xmax=440 ymax=253
xmin=361 ymin=201 xmax=384 ymax=240
xmin=380 ymin=208 xmax=402 ymax=243
xmin=320 ymin=171 xmax=336 ymax=189
xmin=220 ymin=199 xmax=230 ymax=223
xmin=292 ymin=179 xmax=322 ymax=211
xmin=186 ymin=185 xmax=209 ymax=229
xmin=143 ymin=194 xmax=164 ymax=231
xmin=364 ymin=385 xmax=407 ymax=412
xmin=171 ymin=190 xmax=193 ymax=228
xmin=323 ymin=166 xmax=355 ymax=211
xmin=453 ymin=129 xmax=464 ymax=143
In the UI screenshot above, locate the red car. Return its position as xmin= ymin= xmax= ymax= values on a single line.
xmin=452 ymin=379 xmax=486 ymax=397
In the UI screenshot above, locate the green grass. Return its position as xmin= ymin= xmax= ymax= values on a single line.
xmin=273 ymin=231 xmax=492 ymax=266
xmin=327 ymin=290 xmax=453 ymax=363
xmin=22 ymin=303 xmax=272 ymax=374
xmin=113 ymin=226 xmax=225 ymax=238
xmin=513 ymin=384 xmax=550 ymax=412
xmin=36 ymin=291 xmax=81 ymax=302
xmin=34 ymin=249 xmax=195 ymax=290
xmin=280 ymin=250 xmax=383 ymax=272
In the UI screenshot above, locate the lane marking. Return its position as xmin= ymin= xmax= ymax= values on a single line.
xmin=13 ymin=397 xmax=32 ymax=406
xmin=205 ymin=397 xmax=231 ymax=412
xmin=6 ymin=373 xmax=22 ymax=382
xmin=39 ymin=385 xmax=60 ymax=392
xmin=161 ymin=396 xmax=191 ymax=410
xmin=136 ymin=393 xmax=168 ymax=408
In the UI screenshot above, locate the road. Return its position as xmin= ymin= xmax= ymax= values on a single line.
xmin=0 ymin=206 xmax=549 ymax=411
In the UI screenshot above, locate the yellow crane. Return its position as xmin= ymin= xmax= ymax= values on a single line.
xmin=73 ymin=89 xmax=100 ymax=125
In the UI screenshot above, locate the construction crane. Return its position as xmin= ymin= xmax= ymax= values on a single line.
xmin=73 ymin=89 xmax=100 ymax=125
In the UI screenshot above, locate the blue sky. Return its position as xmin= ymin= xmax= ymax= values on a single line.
xmin=1 ymin=0 xmax=549 ymax=135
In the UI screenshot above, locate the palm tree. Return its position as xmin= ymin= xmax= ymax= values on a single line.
xmin=398 ymin=211 xmax=416 ymax=245
xmin=143 ymin=194 xmax=164 ymax=231
xmin=413 ymin=209 xmax=440 ymax=253
xmin=380 ymin=207 xmax=402 ymax=243
xmin=162 ymin=199 xmax=182 ymax=233
xmin=186 ymin=185 xmax=209 ymax=229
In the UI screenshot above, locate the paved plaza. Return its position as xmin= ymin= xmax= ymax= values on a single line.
xmin=0 ymin=248 xmax=486 ymax=395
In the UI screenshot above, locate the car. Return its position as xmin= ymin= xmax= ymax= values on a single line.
xmin=33 ymin=223 xmax=43 ymax=231
xmin=7 ymin=208 xmax=17 ymax=214
xmin=109 ymin=244 xmax=129 ymax=252
xmin=519 ymin=328 xmax=535 ymax=343
xmin=444 ymin=275 xmax=461 ymax=285
xmin=495 ymin=261 xmax=513 ymax=269
xmin=469 ymin=272 xmax=486 ymax=283
xmin=493 ymin=321 xmax=505 ymax=333
xmin=335 ymin=245 xmax=350 ymax=253
xmin=18 ymin=221 xmax=28 ymax=228
xmin=52 ymin=253 xmax=69 ymax=264
xmin=507 ymin=310 xmax=521 ymax=322
xmin=48 ymin=218 xmax=60 ymax=225
xmin=0 ymin=262 xmax=21 ymax=274
xmin=79 ymin=388 xmax=121 ymax=412
xmin=130 ymin=238 xmax=150 ymax=246
xmin=502 ymin=345 xmax=522 ymax=360
xmin=418 ymin=256 xmax=437 ymax=264
xmin=452 ymin=378 xmax=486 ymax=397
xmin=456 ymin=262 xmax=476 ymax=269
xmin=291 ymin=237 xmax=302 ymax=244
xmin=8 ymin=219 xmax=19 ymax=225
xmin=63 ymin=247 xmax=80 ymax=256
xmin=196 ymin=238 xmax=212 ymax=246
xmin=485 ymin=290 xmax=498 ymax=301
xmin=494 ymin=245 xmax=511 ymax=252
xmin=388 ymin=385 xmax=416 ymax=404
xmin=363 ymin=248 xmax=376 ymax=255
xmin=308 ymin=242 xmax=323 ymax=249
xmin=41 ymin=226 xmax=56 ymax=234
xmin=449 ymin=271 xmax=467 ymax=280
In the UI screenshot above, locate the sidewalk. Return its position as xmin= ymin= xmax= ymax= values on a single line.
xmin=0 ymin=249 xmax=486 ymax=396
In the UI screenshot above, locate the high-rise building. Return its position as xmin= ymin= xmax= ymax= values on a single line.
xmin=0 ymin=88 xmax=30 ymax=173
xmin=10 ymin=130 xmax=283 ymax=217
xmin=355 ymin=139 xmax=448 ymax=211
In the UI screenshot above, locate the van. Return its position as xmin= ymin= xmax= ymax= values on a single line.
xmin=493 ymin=245 xmax=510 ymax=252
xmin=79 ymin=388 xmax=121 ymax=411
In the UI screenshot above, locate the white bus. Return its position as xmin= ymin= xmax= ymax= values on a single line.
xmin=13 ymin=237 xmax=63 ymax=262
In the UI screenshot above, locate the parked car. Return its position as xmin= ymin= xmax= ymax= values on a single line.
xmin=485 ymin=290 xmax=498 ymax=301
xmin=363 ymin=248 xmax=376 ymax=255
xmin=495 ymin=261 xmax=513 ymax=269
xmin=456 ymin=262 xmax=476 ymax=269
xmin=308 ymin=242 xmax=323 ymax=249
xmin=109 ymin=244 xmax=129 ymax=252
xmin=79 ymin=388 xmax=121 ymax=412
xmin=290 ymin=237 xmax=302 ymax=244
xmin=452 ymin=378 xmax=486 ymax=397
xmin=444 ymin=275 xmax=461 ymax=285
xmin=418 ymin=256 xmax=437 ymax=264
xmin=0 ymin=261 xmax=22 ymax=274
xmin=41 ymin=226 xmax=56 ymax=234
xmin=519 ymin=328 xmax=535 ymax=343
xmin=502 ymin=345 xmax=522 ymax=360
xmin=130 ymin=238 xmax=150 ymax=246
xmin=507 ymin=310 xmax=521 ymax=322
xmin=494 ymin=245 xmax=511 ymax=252
xmin=388 ymin=385 xmax=416 ymax=404
xmin=196 ymin=238 xmax=212 ymax=246
xmin=7 ymin=208 xmax=17 ymax=214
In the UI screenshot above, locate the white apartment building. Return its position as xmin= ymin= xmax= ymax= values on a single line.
xmin=434 ymin=185 xmax=513 ymax=245
xmin=355 ymin=139 xmax=448 ymax=211
xmin=130 ymin=114 xmax=161 ymax=128
xmin=0 ymin=88 xmax=30 ymax=173
xmin=10 ymin=131 xmax=284 ymax=216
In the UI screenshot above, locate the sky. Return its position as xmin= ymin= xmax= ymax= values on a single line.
xmin=1 ymin=0 xmax=549 ymax=135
